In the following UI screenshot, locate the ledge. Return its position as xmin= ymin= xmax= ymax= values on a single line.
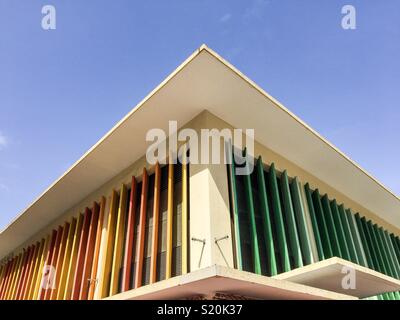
xmin=273 ymin=257 xmax=400 ymax=298
xmin=104 ymin=265 xmax=356 ymax=300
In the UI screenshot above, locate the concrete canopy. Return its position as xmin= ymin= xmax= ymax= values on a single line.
xmin=274 ymin=257 xmax=400 ymax=298
xmin=105 ymin=265 xmax=356 ymax=300
xmin=1 ymin=44 xmax=399 ymax=259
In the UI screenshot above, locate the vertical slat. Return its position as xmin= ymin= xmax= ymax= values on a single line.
xmin=321 ymin=195 xmax=342 ymax=258
xmin=39 ymin=229 xmax=57 ymax=300
xmin=0 ymin=265 xmax=4 ymax=287
xmin=1 ymin=258 xmax=11 ymax=298
xmin=3 ymin=261 xmax=14 ymax=297
xmin=72 ymin=208 xmax=92 ymax=300
xmin=373 ymin=225 xmax=398 ymax=300
xmin=354 ymin=213 xmax=374 ymax=268
xmin=383 ymin=230 xmax=400 ymax=278
xmin=7 ymin=257 xmax=19 ymax=299
xmin=88 ymin=196 xmax=106 ymax=300
xmin=56 ymin=218 xmax=77 ymax=300
xmin=256 ymin=157 xmax=277 ymax=275
xmin=14 ymin=247 xmax=31 ymax=300
xmin=389 ymin=235 xmax=400 ymax=298
xmin=99 ymin=190 xmax=118 ymax=298
xmin=121 ymin=178 xmax=138 ymax=292
xmin=33 ymin=235 xmax=50 ymax=300
xmin=135 ymin=168 xmax=149 ymax=287
xmin=2 ymin=255 xmax=15 ymax=299
xmin=166 ymin=163 xmax=174 ymax=279
xmin=7 ymin=253 xmax=22 ymax=300
xmin=366 ymin=220 xmax=386 ymax=273
xmin=243 ymin=152 xmax=261 ymax=274
xmin=50 ymin=223 xmax=70 ymax=300
xmin=346 ymin=210 xmax=367 ymax=267
xmin=1 ymin=256 xmax=17 ymax=299
xmin=110 ymin=184 xmax=128 ymax=296
xmin=290 ymin=178 xmax=314 ymax=265
xmin=2 ymin=261 xmax=13 ymax=298
xmin=44 ymin=226 xmax=63 ymax=300
xmin=0 ymin=261 xmax=8 ymax=298
xmin=13 ymin=246 xmax=33 ymax=300
xmin=19 ymin=245 xmax=35 ymax=300
xmin=7 ymin=253 xmax=20 ymax=299
xmin=22 ymin=242 xmax=40 ymax=300
xmin=0 ymin=263 xmax=8 ymax=297
xmin=390 ymin=234 xmax=400 ymax=263
xmin=280 ymin=170 xmax=303 ymax=268
xmin=375 ymin=226 xmax=396 ymax=278
xmin=268 ymin=163 xmax=290 ymax=272
xmin=80 ymin=202 xmax=100 ymax=300
xmin=0 ymin=265 xmax=5 ymax=295
xmin=360 ymin=217 xmax=378 ymax=270
xmin=0 ymin=261 xmax=10 ymax=297
xmin=330 ymin=200 xmax=350 ymax=261
xmin=304 ymin=184 xmax=324 ymax=260
xmin=312 ymin=190 xmax=333 ymax=258
xmin=229 ymin=148 xmax=243 ymax=270
xmin=181 ymin=153 xmax=188 ymax=275
xmin=64 ymin=214 xmax=84 ymax=300
xmin=338 ymin=205 xmax=359 ymax=264
xmin=354 ymin=213 xmax=373 ymax=268
xmin=27 ymin=239 xmax=45 ymax=300
xmin=363 ymin=220 xmax=392 ymax=300
xmin=150 ymin=163 xmax=161 ymax=283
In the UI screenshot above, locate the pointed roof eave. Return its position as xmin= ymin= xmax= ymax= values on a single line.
xmin=0 ymin=44 xmax=399 ymax=259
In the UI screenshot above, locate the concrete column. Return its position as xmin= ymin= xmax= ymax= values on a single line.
xmin=188 ymin=112 xmax=234 ymax=272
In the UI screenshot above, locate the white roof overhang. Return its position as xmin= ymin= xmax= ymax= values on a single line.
xmin=1 ymin=45 xmax=399 ymax=259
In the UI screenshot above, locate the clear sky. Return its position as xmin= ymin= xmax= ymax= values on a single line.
xmin=0 ymin=0 xmax=399 ymax=231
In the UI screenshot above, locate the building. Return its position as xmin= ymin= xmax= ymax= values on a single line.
xmin=0 ymin=45 xmax=399 ymax=300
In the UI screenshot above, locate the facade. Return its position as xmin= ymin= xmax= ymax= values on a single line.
xmin=0 ymin=45 xmax=400 ymax=300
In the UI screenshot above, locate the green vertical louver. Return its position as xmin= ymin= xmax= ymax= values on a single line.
xmin=268 ymin=163 xmax=291 ymax=273
xmin=312 ymin=190 xmax=333 ymax=258
xmin=304 ymin=184 xmax=324 ymax=261
xmin=339 ymin=205 xmax=359 ymax=264
xmin=227 ymin=148 xmax=400 ymax=300
xmin=321 ymin=195 xmax=342 ymax=258
xmin=280 ymin=171 xmax=303 ymax=269
xmin=243 ymin=150 xmax=261 ymax=275
xmin=290 ymin=178 xmax=313 ymax=265
xmin=256 ymin=157 xmax=277 ymax=276
xmin=229 ymin=149 xmax=243 ymax=270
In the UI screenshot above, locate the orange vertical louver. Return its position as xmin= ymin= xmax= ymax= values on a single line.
xmin=50 ymin=222 xmax=70 ymax=300
xmin=150 ymin=163 xmax=161 ymax=284
xmin=79 ymin=202 xmax=100 ymax=300
xmin=121 ymin=177 xmax=138 ymax=292
xmin=39 ymin=229 xmax=57 ymax=300
xmin=44 ymin=226 xmax=63 ymax=300
xmin=71 ymin=208 xmax=92 ymax=300
xmin=134 ymin=168 xmax=149 ymax=289
xmin=87 ymin=197 xmax=106 ymax=300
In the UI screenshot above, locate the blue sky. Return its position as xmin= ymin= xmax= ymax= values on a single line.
xmin=0 ymin=0 xmax=399 ymax=230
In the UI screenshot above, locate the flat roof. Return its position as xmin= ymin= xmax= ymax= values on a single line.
xmin=273 ymin=257 xmax=400 ymax=298
xmin=1 ymin=44 xmax=399 ymax=259
xmin=105 ymin=265 xmax=356 ymax=300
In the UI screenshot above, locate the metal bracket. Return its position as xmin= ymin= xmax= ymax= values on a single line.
xmin=191 ymin=237 xmax=206 ymax=244
xmin=215 ymin=235 xmax=229 ymax=244
xmin=87 ymin=278 xmax=98 ymax=285
xmin=191 ymin=237 xmax=206 ymax=268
